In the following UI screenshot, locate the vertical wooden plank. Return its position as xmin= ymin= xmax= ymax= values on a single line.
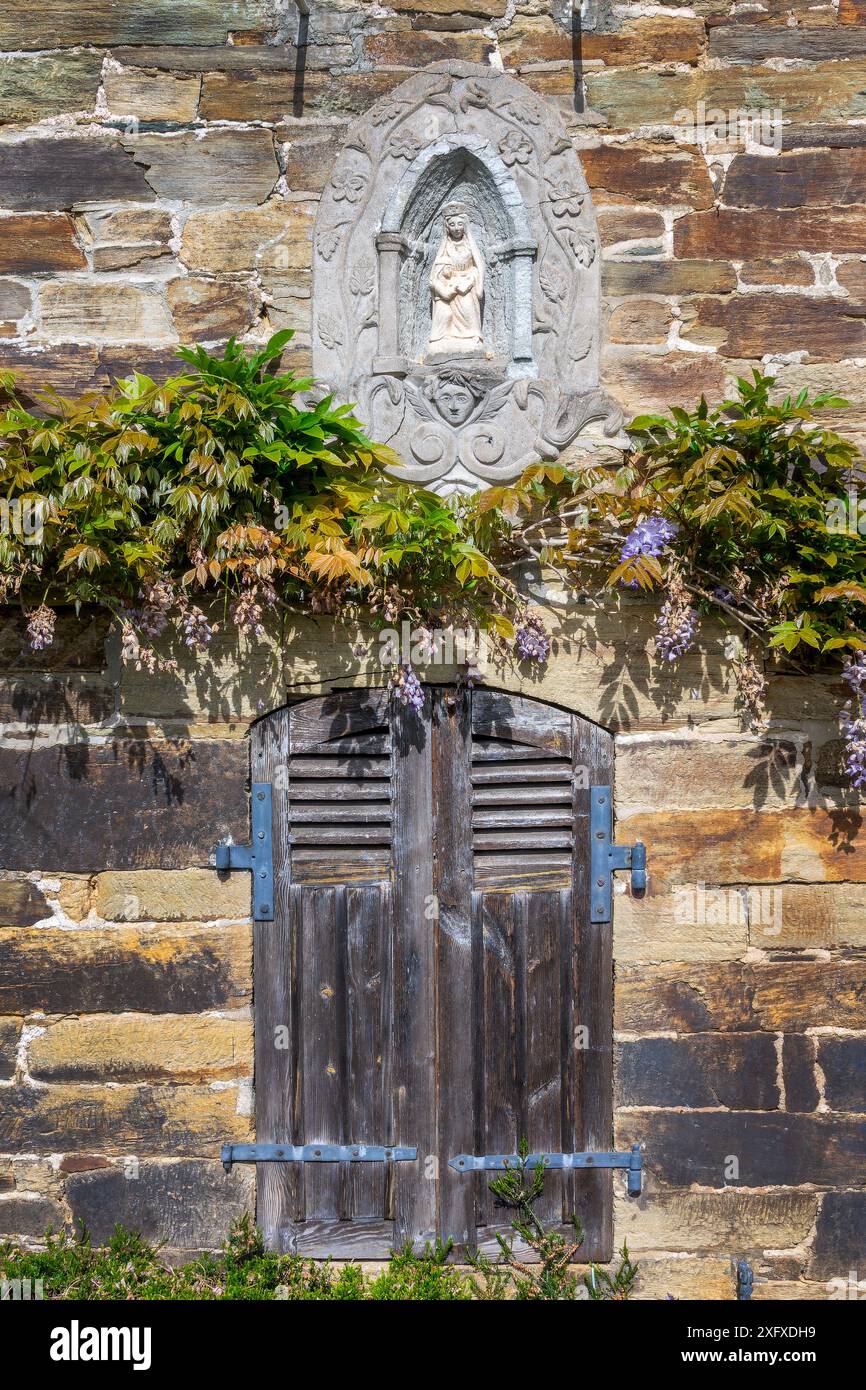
xmin=346 ymin=883 xmax=387 ymax=1220
xmin=477 ymin=889 xmax=525 ymax=1231
xmin=433 ymin=688 xmax=475 ymax=1252
xmin=251 ymin=709 xmax=299 ymax=1253
xmin=525 ymin=888 xmax=566 ymax=1226
xmin=299 ymin=885 xmax=345 ymax=1221
xmin=572 ymin=716 xmax=615 ymax=1261
xmin=391 ymin=698 xmax=437 ymax=1251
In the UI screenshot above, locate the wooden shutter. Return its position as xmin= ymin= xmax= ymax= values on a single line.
xmin=252 ymin=686 xmax=614 ymax=1260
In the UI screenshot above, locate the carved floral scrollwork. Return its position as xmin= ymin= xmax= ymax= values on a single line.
xmin=312 ymin=61 xmax=614 ymax=494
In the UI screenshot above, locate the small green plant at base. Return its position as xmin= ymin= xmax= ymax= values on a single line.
xmin=470 ymin=1139 xmax=639 ymax=1301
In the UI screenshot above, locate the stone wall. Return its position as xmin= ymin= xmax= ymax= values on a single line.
xmin=2 ymin=0 xmax=866 ymax=1297
xmin=1 ymin=596 xmax=864 ymax=1298
xmin=1 ymin=0 xmax=865 ymax=436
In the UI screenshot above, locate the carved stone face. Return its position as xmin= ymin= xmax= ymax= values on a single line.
xmin=445 ymin=213 xmax=467 ymax=241
xmin=432 ymin=378 xmax=477 ymax=425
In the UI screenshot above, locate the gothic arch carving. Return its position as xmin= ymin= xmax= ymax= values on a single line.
xmin=312 ymin=61 xmax=620 ymax=495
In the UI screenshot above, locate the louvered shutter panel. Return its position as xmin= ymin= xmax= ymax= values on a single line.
xmin=252 ymin=687 xmax=614 ymax=1261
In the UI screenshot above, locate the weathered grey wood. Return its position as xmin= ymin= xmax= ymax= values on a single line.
xmin=476 ymin=890 xmax=525 ymax=1230
xmin=292 ymin=847 xmax=390 ymax=885
xmin=346 ymin=884 xmax=388 ymax=1220
xmin=293 ymin=1219 xmax=394 ymax=1259
xmin=288 ymin=690 xmax=391 ymax=751
xmin=252 ymin=709 xmax=299 ymax=1253
xmin=255 ymin=687 xmax=615 ymax=1261
xmin=473 ymin=690 xmax=572 ymax=754
xmin=287 ymin=755 xmax=390 ymax=779
xmin=289 ymin=779 xmax=390 ymax=801
xmin=299 ymin=886 xmax=345 ymax=1222
xmin=572 ymin=715 xmax=615 ymax=1262
xmin=433 ymin=689 xmax=475 ymax=1253
xmin=473 ymin=829 xmax=573 ymax=851
xmin=391 ymin=699 xmax=437 ymax=1251
xmin=471 ymin=761 xmax=572 ymax=784
xmin=473 ymin=783 xmax=572 ymax=805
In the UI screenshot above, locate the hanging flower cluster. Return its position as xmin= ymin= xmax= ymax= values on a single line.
xmin=391 ymin=662 xmax=425 ymax=712
xmin=655 ymin=570 xmax=698 ymax=662
xmin=840 ymin=652 xmax=866 ymax=790
xmin=514 ymin=614 xmax=551 ymax=663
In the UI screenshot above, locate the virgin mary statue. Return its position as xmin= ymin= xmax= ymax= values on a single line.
xmin=427 ymin=204 xmax=485 ymax=355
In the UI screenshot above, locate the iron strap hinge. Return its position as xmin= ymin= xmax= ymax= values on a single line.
xmin=590 ymin=784 xmax=647 ymax=923
xmin=213 ymin=782 xmax=274 ymax=922
xmin=221 ymin=1143 xmax=418 ymax=1173
xmin=448 ymin=1145 xmax=644 ymax=1196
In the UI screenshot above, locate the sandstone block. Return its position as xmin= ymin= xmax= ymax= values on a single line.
xmin=0 ymin=923 xmax=252 ymax=1014
xmin=126 ymin=130 xmax=279 ymax=206
xmin=617 ymin=1034 xmax=779 ymax=1109
xmin=39 ymin=283 xmax=175 ymax=346
xmin=614 ymin=1189 xmax=818 ymax=1255
xmin=103 ymin=68 xmax=201 ymax=123
xmin=65 ymin=1159 xmax=254 ymax=1249
xmin=582 ymin=143 xmax=713 ymax=209
xmin=29 ymin=1013 xmax=252 ymax=1084
xmin=608 ymin=299 xmax=672 ymax=344
xmin=0 ymin=1083 xmax=252 ymax=1155
xmin=167 ymin=277 xmax=259 ymax=342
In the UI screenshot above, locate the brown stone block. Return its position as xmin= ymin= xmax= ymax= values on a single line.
xmin=598 ymin=210 xmax=665 ymax=247
xmin=582 ymin=143 xmax=713 ymax=209
xmin=126 ymin=129 xmax=279 ymax=206
xmin=603 ymin=349 xmax=726 ymax=414
xmin=818 ymin=1037 xmax=866 ymax=1112
xmin=631 ymin=1256 xmax=734 ymax=1300
xmin=39 ymin=283 xmax=175 ymax=346
xmin=617 ymin=1034 xmax=779 ymax=1109
xmin=603 ymin=258 xmax=737 ymax=296
xmin=622 ymin=1110 xmax=866 ymax=1187
xmin=615 ymin=1188 xmax=819 ymax=1255
xmin=0 ymin=137 xmax=152 ymax=211
xmin=782 ymin=1034 xmax=819 ymax=1113
xmin=65 ymin=1160 xmax=254 ymax=1250
xmin=587 ymin=63 xmax=866 ymax=129
xmin=808 ymin=1192 xmax=866 ymax=1281
xmin=0 ymin=879 xmax=51 ymax=929
xmin=619 ymin=806 xmax=866 ymax=887
xmin=0 ymin=279 xmax=30 ymax=334
xmin=0 ymin=923 xmax=252 ymax=1014
xmin=608 ymin=299 xmax=672 ymax=344
xmin=0 ymin=674 xmax=114 ymax=726
xmin=388 ymin=0 xmax=506 ymax=13
xmin=102 ymin=68 xmax=201 ymax=123
xmin=617 ymin=959 xmax=866 ymax=1033
xmin=739 ymin=257 xmax=813 ymax=286
xmin=681 ymin=292 xmax=866 ymax=360
xmin=756 ymin=883 xmax=866 ymax=950
xmin=0 ymin=1083 xmax=251 ymax=1156
xmin=711 ymin=24 xmax=866 ymax=62
xmin=583 ymin=17 xmax=706 ymax=66
xmin=281 ymin=122 xmax=348 ymax=194
xmin=0 ymin=1 xmax=282 ymax=48
xmin=675 ymin=208 xmax=866 ymax=259
xmin=1 ymin=736 xmax=249 ymax=872
xmin=616 ymin=735 xmax=803 ymax=814
xmin=181 ymin=202 xmax=313 ymax=274
xmin=167 ymin=277 xmax=259 ymax=343
xmin=29 ymin=1013 xmax=252 ymax=1084
xmin=363 ymin=28 xmax=493 ymax=66
xmin=0 ymin=53 xmax=101 ymax=124
xmin=0 ymin=1195 xmax=66 ymax=1237
xmin=725 ymin=149 xmax=866 ymax=209
xmin=0 ymin=608 xmax=109 ymax=673
xmin=0 ymin=1014 xmax=19 ymax=1079
xmin=0 ymin=214 xmax=85 ymax=274
xmin=93 ymin=869 xmax=250 ymax=923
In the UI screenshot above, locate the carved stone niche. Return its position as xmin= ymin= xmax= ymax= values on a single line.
xmin=312 ymin=61 xmax=621 ymax=495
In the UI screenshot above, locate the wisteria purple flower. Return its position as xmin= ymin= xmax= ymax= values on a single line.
xmin=180 ymin=605 xmax=214 ymax=651
xmin=620 ymin=514 xmax=678 ymax=564
xmin=840 ymin=652 xmax=866 ymax=788
xmin=514 ymin=615 xmax=550 ymax=664
xmin=26 ymin=603 xmax=56 ymax=651
xmin=392 ymin=662 xmax=424 ymax=712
